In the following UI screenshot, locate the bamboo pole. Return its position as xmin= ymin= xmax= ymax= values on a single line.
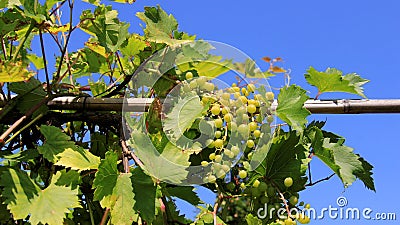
xmin=41 ymin=97 xmax=400 ymax=114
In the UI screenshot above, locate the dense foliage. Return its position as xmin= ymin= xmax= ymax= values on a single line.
xmin=0 ymin=0 xmax=374 ymax=224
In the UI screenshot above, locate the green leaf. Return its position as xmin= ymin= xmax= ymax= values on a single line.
xmin=1 ymin=168 xmax=40 ymax=220
xmin=79 ymin=5 xmax=129 ymax=52
xmin=54 ymin=147 xmax=100 ymax=171
xmin=0 ymin=61 xmax=34 ymax=82
xmin=129 ymin=131 xmax=191 ymax=184
xmin=93 ymin=151 xmax=119 ymax=208
xmin=164 ymin=95 xmax=207 ymax=141
xmin=55 ymin=170 xmax=82 ymax=190
xmin=37 ymin=125 xmax=76 ymax=162
xmin=310 ymin=127 xmax=375 ymax=191
xmin=89 ymin=79 xmax=107 ymax=97
xmin=110 ymin=173 xmax=138 ymax=225
xmin=233 ymin=59 xmax=275 ymax=78
xmin=1 ymin=169 xmax=80 ymax=225
xmin=305 ymin=66 xmax=369 ymax=98
xmin=120 ymin=34 xmax=147 ymax=58
xmin=246 ymin=214 xmax=262 ymax=225
xmin=9 ymin=78 xmax=47 ymax=115
xmin=131 ymin=168 xmax=156 ymax=222
xmin=258 ymin=132 xmax=307 ymax=192
xmin=164 ymin=186 xmax=201 ymax=205
xmin=137 ymin=5 xmax=188 ymax=45
xmin=276 ymin=85 xmax=311 ymax=132
xmin=26 ymin=53 xmax=44 ymax=70
xmin=27 ymin=171 xmax=81 ymax=225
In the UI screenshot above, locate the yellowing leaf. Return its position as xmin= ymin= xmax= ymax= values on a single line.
xmin=85 ymin=41 xmax=109 ymax=58
xmin=48 ymin=23 xmax=71 ymax=34
xmin=0 ymin=61 xmax=34 ymax=82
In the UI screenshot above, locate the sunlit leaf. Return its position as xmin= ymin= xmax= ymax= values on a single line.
xmin=0 ymin=61 xmax=34 ymax=82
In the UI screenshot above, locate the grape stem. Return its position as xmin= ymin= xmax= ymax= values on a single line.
xmin=305 ymin=173 xmax=335 ymax=187
xmin=271 ymin=181 xmax=292 ymax=218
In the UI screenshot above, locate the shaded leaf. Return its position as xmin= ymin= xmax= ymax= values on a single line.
xmin=38 ymin=125 xmax=76 ymax=163
xmin=164 ymin=186 xmax=201 ymax=205
xmin=131 ymin=168 xmax=156 ymax=222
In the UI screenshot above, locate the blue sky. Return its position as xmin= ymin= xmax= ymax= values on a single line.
xmin=64 ymin=0 xmax=400 ymax=223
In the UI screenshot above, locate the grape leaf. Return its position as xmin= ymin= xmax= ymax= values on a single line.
xmin=1 ymin=169 xmax=80 ymax=225
xmin=258 ymin=132 xmax=307 ymax=192
xmin=137 ymin=5 xmax=188 ymax=45
xmin=28 ymin=172 xmax=80 ymax=225
xmin=130 ymin=131 xmax=191 ymax=184
xmin=164 ymin=95 xmax=207 ymax=141
xmin=1 ymin=168 xmax=40 ymax=220
xmin=246 ymin=214 xmax=262 ymax=225
xmin=9 ymin=78 xmax=47 ymax=115
xmin=110 ymin=173 xmax=138 ymax=225
xmin=276 ymin=85 xmax=310 ymax=132
xmin=310 ymin=127 xmax=375 ymax=191
xmin=37 ymin=125 xmax=77 ymax=162
xmin=54 ymin=147 xmax=100 ymax=171
xmin=120 ymin=34 xmax=147 ymax=58
xmin=55 ymin=170 xmax=81 ymax=190
xmin=305 ymin=67 xmax=369 ymax=98
xmin=0 ymin=60 xmax=34 ymax=82
xmin=131 ymin=168 xmax=156 ymax=222
xmin=164 ymin=186 xmax=201 ymax=205
xmin=79 ymin=5 xmax=129 ymax=52
xmin=177 ymin=55 xmax=232 ymax=78
xmin=93 ymin=151 xmax=119 ymax=208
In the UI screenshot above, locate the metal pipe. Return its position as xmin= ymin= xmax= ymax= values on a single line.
xmin=44 ymin=97 xmax=400 ymax=114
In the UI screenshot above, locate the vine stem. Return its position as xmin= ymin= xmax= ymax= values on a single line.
xmin=305 ymin=173 xmax=335 ymax=187
xmin=39 ymin=29 xmax=51 ymax=95
xmin=4 ymin=113 xmax=44 ymax=145
xmin=271 ymin=181 xmax=291 ymax=218
xmin=99 ymin=208 xmax=110 ymax=225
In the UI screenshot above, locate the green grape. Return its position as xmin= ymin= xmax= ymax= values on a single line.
xmin=239 ymin=170 xmax=247 ymax=179
xmin=253 ymin=179 xmax=260 ymax=188
xmin=240 ymin=182 xmax=246 ymax=189
xmin=209 ymin=153 xmax=216 ymax=160
xmin=304 ymin=203 xmax=311 ymax=209
xmin=266 ymin=91 xmax=275 ymax=100
xmin=215 ymin=130 xmax=222 ymax=138
xmin=221 ymin=107 xmax=229 ymax=114
xmin=221 ymin=164 xmax=230 ymax=172
xmin=239 ymin=96 xmax=248 ymax=104
xmin=206 ymin=139 xmax=215 ymax=148
xmin=214 ymin=139 xmax=224 ymax=149
xmin=213 ymin=162 xmax=221 ymax=170
xmin=296 ymin=213 xmax=311 ymax=224
xmin=267 ymin=186 xmax=275 ymax=197
xmin=222 ymin=92 xmax=231 ymax=100
xmin=224 ymin=113 xmax=233 ymax=122
xmin=203 ymin=82 xmax=215 ymax=91
xmin=224 ymin=150 xmax=234 ymax=159
xmin=284 ymin=218 xmax=295 ymax=225
xmin=185 ymin=71 xmax=193 ymax=79
xmin=232 ymin=86 xmax=240 ymax=92
xmin=196 ymin=76 xmax=207 ymax=86
xmin=254 ymin=94 xmax=263 ymax=100
xmin=201 ymin=161 xmax=209 ymax=167
xmin=242 ymin=161 xmax=250 ymax=170
xmin=247 ymin=83 xmax=256 ymax=92
xmin=267 ymin=115 xmax=274 ymax=123
xmin=189 ymin=80 xmax=198 ymax=89
xmin=289 ymin=196 xmax=298 ymax=205
xmin=231 ymin=146 xmax=240 ymax=155
xmin=238 ymin=124 xmax=249 ymax=137
xmin=284 ymin=177 xmax=293 ymax=187
xmin=247 ymin=104 xmax=257 ymax=114
xmin=258 ymin=182 xmax=268 ymax=192
xmin=214 ymin=154 xmax=223 ymax=163
xmin=214 ymin=118 xmax=223 ymax=128
xmin=249 ymin=121 xmax=258 ymax=131
xmin=208 ymin=175 xmax=217 ymax=183
xmin=211 ymin=104 xmax=221 ymax=115
xmin=246 ymin=139 xmax=255 ymax=148
xmin=253 ymin=129 xmax=261 ymax=138
xmin=260 ymin=195 xmax=269 ymax=204
xmin=182 ymin=84 xmax=191 ymax=92
xmin=247 ymin=152 xmax=253 ymax=160
xmin=251 ymin=187 xmax=261 ymax=197
xmin=216 ymin=169 xmax=226 ymax=178
xmin=233 ymin=92 xmax=241 ymax=99
xmin=227 ymin=122 xmax=237 ymax=131
xmin=226 ymin=182 xmax=236 ymax=191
